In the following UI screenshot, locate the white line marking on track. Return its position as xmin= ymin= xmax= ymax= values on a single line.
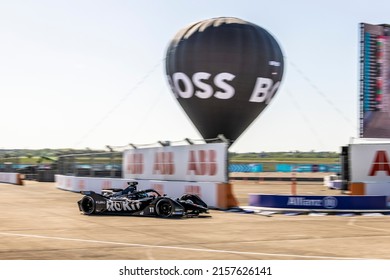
xmin=0 ymin=231 xmax=366 ymax=260
xmin=347 ymin=218 xmax=390 ymax=234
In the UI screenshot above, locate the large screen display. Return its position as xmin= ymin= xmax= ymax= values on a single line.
xmin=360 ymin=23 xmax=390 ymax=138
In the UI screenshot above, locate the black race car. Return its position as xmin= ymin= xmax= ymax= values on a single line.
xmin=77 ymin=182 xmax=209 ymax=218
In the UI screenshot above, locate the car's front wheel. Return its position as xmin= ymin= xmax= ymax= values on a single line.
xmin=79 ymin=196 xmax=95 ymax=215
xmin=156 ymin=199 xmax=174 ymax=218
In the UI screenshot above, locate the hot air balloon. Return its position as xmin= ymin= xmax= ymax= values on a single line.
xmin=165 ymin=17 xmax=284 ymax=145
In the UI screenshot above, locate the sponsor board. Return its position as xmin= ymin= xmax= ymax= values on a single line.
xmin=249 ymin=194 xmax=387 ymax=210
xmin=122 ymin=143 xmax=227 ymax=182
xmin=350 ymin=143 xmax=390 ymax=183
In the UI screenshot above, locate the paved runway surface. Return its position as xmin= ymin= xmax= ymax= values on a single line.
xmin=1 ymin=180 xmax=390 ymax=260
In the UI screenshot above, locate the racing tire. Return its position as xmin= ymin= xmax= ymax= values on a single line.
xmin=80 ymin=196 xmax=96 ymax=215
xmin=156 ymin=199 xmax=174 ymax=218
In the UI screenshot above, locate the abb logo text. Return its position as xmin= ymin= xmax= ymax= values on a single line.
xmin=369 ymin=150 xmax=390 ymax=176
xmin=153 ymin=152 xmax=175 ymax=175
xmin=187 ymin=150 xmax=217 ymax=176
xmin=151 ymin=183 xmax=164 ymax=195
xmin=123 ymin=144 xmax=226 ymax=182
xmin=185 ymin=185 xmax=201 ymax=197
xmin=126 ymin=154 xmax=144 ymax=174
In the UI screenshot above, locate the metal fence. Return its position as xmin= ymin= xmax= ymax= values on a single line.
xmin=56 ymin=151 xmax=123 ymax=178
xmin=0 ymin=152 xmax=123 ymax=182
xmin=1 ymin=151 xmax=340 ymax=183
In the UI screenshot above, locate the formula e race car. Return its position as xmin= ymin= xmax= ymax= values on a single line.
xmin=77 ymin=182 xmax=209 ymax=218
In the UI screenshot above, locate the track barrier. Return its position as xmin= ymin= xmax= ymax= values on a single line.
xmin=248 ymin=193 xmax=388 ymax=211
xmin=0 ymin=172 xmax=23 ymax=185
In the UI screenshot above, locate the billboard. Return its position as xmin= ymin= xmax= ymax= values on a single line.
xmin=122 ymin=143 xmax=228 ymax=182
xmin=248 ymin=194 xmax=387 ymax=210
xmin=360 ymin=23 xmax=390 ymax=138
xmin=350 ymin=142 xmax=390 ymax=183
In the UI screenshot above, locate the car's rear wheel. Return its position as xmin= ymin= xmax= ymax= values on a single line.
xmin=156 ymin=199 xmax=174 ymax=218
xmin=80 ymin=196 xmax=95 ymax=215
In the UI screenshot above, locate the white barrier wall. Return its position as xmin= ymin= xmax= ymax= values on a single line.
xmin=350 ymin=143 xmax=390 ymax=183
xmin=55 ymin=175 xmax=130 ymax=193
xmin=55 ymin=175 xmax=225 ymax=208
xmin=348 ymin=142 xmax=390 ymax=200
xmin=0 ymin=172 xmax=22 ymax=185
xmin=123 ymin=143 xmax=228 ymax=182
xmin=364 ymin=183 xmax=390 ymax=199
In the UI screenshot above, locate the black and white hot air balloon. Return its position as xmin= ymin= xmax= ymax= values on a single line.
xmin=166 ymin=17 xmax=284 ymax=145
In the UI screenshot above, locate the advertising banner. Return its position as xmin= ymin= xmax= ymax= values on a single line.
xmin=249 ymin=194 xmax=387 ymax=210
xmin=350 ymin=143 xmax=390 ymax=183
xmin=122 ymin=143 xmax=228 ymax=182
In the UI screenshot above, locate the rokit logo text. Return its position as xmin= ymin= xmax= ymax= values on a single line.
xmin=107 ymin=200 xmax=141 ymax=212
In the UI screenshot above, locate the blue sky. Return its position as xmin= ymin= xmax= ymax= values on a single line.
xmin=0 ymin=0 xmax=388 ymax=152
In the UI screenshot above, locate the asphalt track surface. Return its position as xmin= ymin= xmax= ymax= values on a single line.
xmin=1 ymin=180 xmax=390 ymax=260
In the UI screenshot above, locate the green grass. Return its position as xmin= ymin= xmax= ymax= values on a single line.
xmin=230 ymin=157 xmax=339 ymax=164
xmin=1 ymin=150 xmax=340 ymax=166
